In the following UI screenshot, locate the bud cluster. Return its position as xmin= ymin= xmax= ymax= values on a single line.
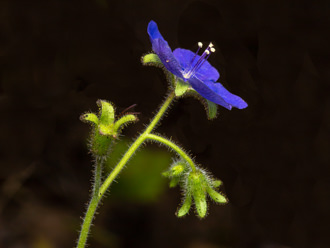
xmin=163 ymin=160 xmax=227 ymax=218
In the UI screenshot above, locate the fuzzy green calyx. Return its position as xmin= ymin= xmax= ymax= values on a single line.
xmin=163 ymin=163 xmax=185 ymax=177
xmin=142 ymin=53 xmax=162 ymax=66
xmin=177 ymin=194 xmax=192 ymax=217
xmin=113 ymin=114 xmax=138 ymax=136
xmin=188 ymin=171 xmax=208 ymax=218
xmin=205 ymin=100 xmax=218 ymax=120
xmin=163 ymin=161 xmax=188 ymax=188
xmin=206 ymin=187 xmax=227 ymax=203
xmin=80 ymin=100 xmax=138 ymax=157
xmin=177 ymin=168 xmax=228 ymax=218
xmin=98 ymin=100 xmax=115 ymax=127
xmin=81 ymin=113 xmax=99 ymax=125
xmin=174 ymin=79 xmax=190 ymax=97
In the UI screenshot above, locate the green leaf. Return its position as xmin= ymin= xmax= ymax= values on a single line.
xmin=142 ymin=53 xmax=162 ymax=65
xmin=205 ymin=100 xmax=218 ymax=120
xmin=175 ymin=79 xmax=190 ymax=97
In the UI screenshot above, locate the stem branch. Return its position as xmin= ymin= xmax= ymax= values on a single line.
xmin=146 ymin=133 xmax=196 ymax=171
xmin=77 ymin=91 xmax=175 ymax=248
xmin=99 ymin=91 xmax=175 ymax=197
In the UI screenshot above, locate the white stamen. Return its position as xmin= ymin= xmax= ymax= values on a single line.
xmin=182 ymin=41 xmax=216 ymax=79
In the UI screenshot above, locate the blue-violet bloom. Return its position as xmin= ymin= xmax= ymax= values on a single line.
xmin=147 ymin=20 xmax=248 ymax=110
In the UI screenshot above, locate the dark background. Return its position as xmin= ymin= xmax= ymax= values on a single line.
xmin=0 ymin=0 xmax=329 ymax=247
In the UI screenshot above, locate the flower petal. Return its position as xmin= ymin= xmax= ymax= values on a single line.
xmin=173 ymin=48 xmax=220 ymax=82
xmin=204 ymin=81 xmax=248 ymax=109
xmin=188 ymin=77 xmax=232 ymax=110
xmin=147 ymin=21 xmax=183 ymax=78
xmin=147 ymin=20 xmax=165 ymax=41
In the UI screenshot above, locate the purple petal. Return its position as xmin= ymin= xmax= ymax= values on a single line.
xmin=151 ymin=39 xmax=183 ymax=78
xmin=188 ymin=77 xmax=232 ymax=110
xmin=173 ymin=48 xmax=220 ymax=82
xmin=204 ymin=81 xmax=248 ymax=109
xmin=147 ymin=20 xmax=165 ymax=41
xmin=147 ymin=21 xmax=183 ymax=78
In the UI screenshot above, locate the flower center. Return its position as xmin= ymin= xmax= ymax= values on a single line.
xmin=182 ymin=42 xmax=216 ymax=79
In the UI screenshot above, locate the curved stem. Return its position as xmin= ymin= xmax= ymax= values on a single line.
xmin=146 ymin=133 xmax=196 ymax=171
xmin=99 ymin=91 xmax=175 ymax=197
xmin=77 ymin=158 xmax=103 ymax=248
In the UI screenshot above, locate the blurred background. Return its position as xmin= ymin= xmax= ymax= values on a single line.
xmin=0 ymin=0 xmax=329 ymax=247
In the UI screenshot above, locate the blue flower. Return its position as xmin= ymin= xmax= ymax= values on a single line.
xmin=147 ymin=20 xmax=248 ymax=110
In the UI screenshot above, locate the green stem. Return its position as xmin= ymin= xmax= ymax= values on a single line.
xmin=146 ymin=133 xmax=196 ymax=171
xmin=76 ymin=158 xmax=103 ymax=248
xmin=77 ymin=91 xmax=176 ymax=248
xmin=99 ymin=91 xmax=175 ymax=197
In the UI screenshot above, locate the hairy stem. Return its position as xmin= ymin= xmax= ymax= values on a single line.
xmin=77 ymin=91 xmax=176 ymax=248
xmin=76 ymin=158 xmax=103 ymax=248
xmin=146 ymin=133 xmax=196 ymax=171
xmin=99 ymin=91 xmax=175 ymax=197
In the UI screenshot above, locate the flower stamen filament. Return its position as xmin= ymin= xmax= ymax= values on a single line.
xmin=183 ymin=42 xmax=216 ymax=80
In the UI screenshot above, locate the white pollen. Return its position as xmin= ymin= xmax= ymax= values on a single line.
xmin=198 ymin=42 xmax=203 ymax=48
xmin=210 ymin=47 xmax=216 ymax=52
xmin=205 ymin=50 xmax=210 ymax=55
xmin=209 ymin=42 xmax=214 ymax=48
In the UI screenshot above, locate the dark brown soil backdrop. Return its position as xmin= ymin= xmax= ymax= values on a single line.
xmin=0 ymin=0 xmax=329 ymax=247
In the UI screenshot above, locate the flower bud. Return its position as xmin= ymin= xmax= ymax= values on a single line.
xmin=175 ymin=167 xmax=228 ymax=218
xmin=162 ymin=161 xmax=187 ymax=188
xmin=169 ymin=177 xmax=180 ymax=188
xmin=206 ymin=187 xmax=227 ymax=204
xmin=176 ymin=194 xmax=192 ymax=217
xmin=80 ymin=100 xmax=138 ymax=158
xmin=212 ymin=180 xmax=222 ymax=188
xmin=187 ymin=171 xmax=208 ymax=218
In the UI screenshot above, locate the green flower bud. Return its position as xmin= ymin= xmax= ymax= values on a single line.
xmin=80 ymin=100 xmax=138 ymax=158
xmin=188 ymin=171 xmax=208 ymax=218
xmin=163 ymin=161 xmax=188 ymax=188
xmin=207 ymin=187 xmax=227 ymax=204
xmin=177 ymin=168 xmax=228 ymax=218
xmin=163 ymin=162 xmax=186 ymax=177
xmin=194 ymin=192 xmax=207 ymax=218
xmin=176 ymin=194 xmax=192 ymax=217
xmin=212 ymin=180 xmax=222 ymax=188
xmin=169 ymin=176 xmax=180 ymax=188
